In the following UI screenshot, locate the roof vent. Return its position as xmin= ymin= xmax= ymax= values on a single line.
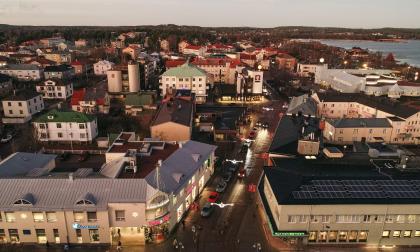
xmin=192 ymin=154 xmax=201 ymax=162
xmin=47 ymin=115 xmax=54 ymax=120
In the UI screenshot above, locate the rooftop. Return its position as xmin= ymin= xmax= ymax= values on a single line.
xmin=151 ymin=98 xmax=193 ymax=127
xmin=0 ymin=152 xmax=57 ymax=178
xmin=161 ymin=62 xmax=207 ymax=78
xmin=34 ymin=109 xmax=96 ymax=123
xmin=3 ymin=89 xmax=40 ymax=101
xmin=44 ymin=64 xmax=74 ymax=72
xmin=0 ymin=64 xmax=41 ymax=71
xmin=327 ymin=118 xmax=392 ymax=128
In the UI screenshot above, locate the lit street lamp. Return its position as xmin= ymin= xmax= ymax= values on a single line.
xmin=175 ymin=241 xmax=185 ymax=251
xmin=363 ymin=63 xmax=368 ymax=69
xmin=225 ymin=159 xmax=244 ymax=165
xmin=210 ymin=202 xmax=235 ymax=208
xmin=319 ymin=58 xmax=325 ymax=64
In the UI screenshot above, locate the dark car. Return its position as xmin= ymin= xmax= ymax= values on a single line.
xmin=58 ymin=152 xmax=71 ymax=161
xmin=201 ymin=203 xmax=215 ymax=217
xmin=222 ymin=172 xmax=233 ymax=183
xmin=78 ymin=152 xmax=89 ymax=162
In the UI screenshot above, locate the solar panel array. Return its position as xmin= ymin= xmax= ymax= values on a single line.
xmin=292 ymin=180 xmax=420 ymax=200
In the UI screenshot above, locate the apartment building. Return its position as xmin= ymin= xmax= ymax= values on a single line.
xmin=192 ymin=57 xmax=239 ymax=84
xmin=33 ymin=109 xmax=98 ymax=143
xmin=36 ymin=79 xmax=74 ymax=100
xmin=0 ymin=134 xmax=217 ymax=245
xmin=182 ymin=45 xmax=207 ymax=57
xmin=44 ymin=64 xmax=75 ymax=80
xmin=160 ymin=62 xmax=207 ymax=103
xmin=260 ymin=160 xmax=420 ymax=248
xmin=0 ymin=64 xmax=43 ymax=81
xmin=2 ymin=91 xmax=44 ymax=124
xmin=71 ymin=86 xmax=110 ymax=114
xmin=312 ymin=92 xmax=420 ymax=145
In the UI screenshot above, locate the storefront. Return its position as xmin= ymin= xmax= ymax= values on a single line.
xmin=110 ymin=227 xmax=145 ymax=246
xmin=144 ymin=213 xmax=170 ymax=243
xmin=273 ymin=231 xmax=308 ymax=245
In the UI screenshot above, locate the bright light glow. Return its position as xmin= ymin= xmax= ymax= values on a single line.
xmin=319 ymin=58 xmax=325 ymax=63
xmin=210 ymin=202 xmax=234 ymax=208
xmin=363 ymin=63 xmax=368 ymax=68
xmin=257 ymin=65 xmax=262 ymax=70
xmin=20 ymin=213 xmax=27 ymax=219
xmin=132 ymin=212 xmax=139 ymax=218
xmin=225 ymin=159 xmax=243 ymax=164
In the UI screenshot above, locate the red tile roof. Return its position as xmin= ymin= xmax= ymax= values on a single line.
xmin=185 ymin=45 xmax=204 ymax=50
xmin=165 ymin=59 xmax=186 ymax=68
xmin=397 ymin=81 xmax=420 ymax=87
xmin=240 ymin=53 xmax=257 ymax=60
xmin=71 ymin=89 xmax=86 ymax=106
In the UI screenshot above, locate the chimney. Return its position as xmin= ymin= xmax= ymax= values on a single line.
xmin=178 ymin=142 xmax=183 ymax=149
xmin=158 ymin=159 xmax=163 ymax=167
xmin=57 ymin=102 xmax=62 ymax=110
xmin=69 ymin=173 xmax=74 ymax=181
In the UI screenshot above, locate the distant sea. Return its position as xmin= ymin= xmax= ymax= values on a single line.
xmin=306 ymin=39 xmax=420 ymax=67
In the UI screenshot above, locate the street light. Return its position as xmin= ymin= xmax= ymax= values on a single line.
xmin=253 ymin=242 xmax=262 ymax=251
xmin=175 ymin=241 xmax=185 ymax=251
xmin=257 ymin=65 xmax=262 ymax=71
xmin=210 ymin=202 xmax=235 ymax=208
xmin=225 ymin=159 xmax=244 ymax=164
xmin=319 ymin=58 xmax=325 ymax=64
xmin=363 ymin=63 xmax=368 ymax=69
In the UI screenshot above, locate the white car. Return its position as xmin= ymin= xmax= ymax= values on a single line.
xmin=262 ymin=107 xmax=274 ymax=111
xmin=0 ymin=134 xmax=12 ymax=143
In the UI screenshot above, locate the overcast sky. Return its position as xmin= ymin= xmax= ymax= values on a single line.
xmin=1 ymin=0 xmax=419 ymax=28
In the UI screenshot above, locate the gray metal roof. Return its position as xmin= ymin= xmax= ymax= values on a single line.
xmin=0 ymin=178 xmax=151 ymax=211
xmin=287 ymin=94 xmax=317 ymax=116
xmin=327 ymin=118 xmax=392 ymax=128
xmin=0 ymin=152 xmax=57 ymax=177
xmin=146 ymin=140 xmax=217 ymax=193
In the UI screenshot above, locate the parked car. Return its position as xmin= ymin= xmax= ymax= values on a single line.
xmin=0 ymin=134 xmax=12 ymax=143
xmin=216 ymin=181 xmax=228 ymax=193
xmin=78 ymin=152 xmax=89 ymax=162
xmin=58 ymin=152 xmax=71 ymax=161
xmin=227 ymin=164 xmax=238 ymax=173
xmin=256 ymin=121 xmax=262 ymax=127
xmin=207 ymin=191 xmax=219 ymax=203
xmin=238 ymin=168 xmax=246 ymax=178
xmin=262 ymin=122 xmax=269 ymax=128
xmin=201 ymin=203 xmax=215 ymax=217
xmin=222 ymin=172 xmax=233 ymax=183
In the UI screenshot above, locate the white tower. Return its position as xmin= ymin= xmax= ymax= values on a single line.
xmin=128 ymin=62 xmax=140 ymax=93
xmin=107 ymin=70 xmax=122 ymax=93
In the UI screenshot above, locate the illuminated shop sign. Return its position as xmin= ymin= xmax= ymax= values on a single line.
xmin=148 ymin=214 xmax=170 ymax=227
xmin=72 ymin=223 xmax=99 ymax=229
xmin=273 ymin=231 xmax=307 ymax=237
xmin=184 ymin=183 xmax=196 ymax=195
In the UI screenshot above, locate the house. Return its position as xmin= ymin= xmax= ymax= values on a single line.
xmin=0 ymin=73 xmax=13 ymax=96
xmin=160 ymin=62 xmax=208 ymax=103
xmin=178 ymin=40 xmax=189 ymax=53
xmin=26 ymin=57 xmax=56 ymax=68
xmin=39 ymin=37 xmax=66 ymax=48
xmin=124 ymin=92 xmax=156 ymax=116
xmin=44 ymin=64 xmax=75 ymax=80
xmin=43 ymin=51 xmax=72 ymax=64
xmin=33 ymin=109 xmax=98 ymax=143
xmin=0 ymin=64 xmax=43 ymax=81
xmin=2 ymin=90 xmax=44 ymax=124
xmin=150 ymin=98 xmax=193 ymax=141
xmin=182 ymin=45 xmax=207 ymax=57
xmin=74 ymin=39 xmax=88 ymax=48
xmin=192 ymin=57 xmax=240 ymax=84
xmin=71 ymin=59 xmax=92 ymax=75
xmin=160 ymin=39 xmax=170 ymax=52
xmin=122 ymin=45 xmax=141 ymax=60
xmin=71 ymin=85 xmax=110 ymax=114
xmin=36 ymin=79 xmax=74 ymax=100
xmin=94 ymin=60 xmax=115 ymax=75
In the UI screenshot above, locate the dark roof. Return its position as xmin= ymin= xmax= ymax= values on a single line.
xmin=216 ymin=84 xmax=237 ymax=96
xmin=44 ymin=64 xmax=74 ymax=72
xmin=3 ymin=90 xmax=40 ymax=101
xmin=327 ymin=118 xmax=391 ymax=128
xmin=269 ymin=115 xmax=320 ymax=155
xmin=316 ymin=92 xmax=418 ymax=119
xmin=151 ymin=99 xmax=193 ymax=127
xmin=263 ymin=160 xmax=420 ymax=205
xmin=0 ymin=73 xmax=12 ymax=83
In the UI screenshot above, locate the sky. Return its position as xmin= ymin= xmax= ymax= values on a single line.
xmin=0 ymin=0 xmax=419 ymax=28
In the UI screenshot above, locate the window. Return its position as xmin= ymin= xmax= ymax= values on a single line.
xmin=318 ymin=231 xmax=327 ymax=242
xmin=308 ymin=231 xmax=317 ymax=242
xmin=362 ymin=215 xmax=371 ymax=223
xmin=179 ymin=78 xmax=183 ymax=82
xmin=73 ymin=211 xmax=84 ymax=222
xmin=5 ymin=212 xmax=15 ymax=222
xmin=46 ymin=212 xmax=57 ymax=222
xmin=115 ymin=210 xmax=125 ymax=221
xmin=373 ymin=215 xmax=384 ymax=223
xmin=8 ymin=229 xmax=19 ymax=243
xmin=53 ymin=229 xmax=60 ymax=243
xmin=348 ymin=231 xmax=358 ymax=242
xmin=288 ymin=215 xmax=297 ymax=223
xmin=310 ymin=215 xmax=319 ymax=223
xmin=339 ymin=129 xmax=343 ymax=134
xmin=0 ymin=229 xmax=5 ymax=243
xmin=193 ymin=78 xmax=196 ymax=81
xmin=87 ymin=212 xmax=97 ymax=222
xmin=7 ymin=102 xmax=11 ymax=106
xmin=56 ymin=123 xmax=62 ymax=128
xmin=35 ymin=229 xmax=47 ymax=244
xmin=79 ymin=124 xmax=85 ymax=129
xmin=385 ymin=215 xmax=395 ymax=223
xmin=415 ymin=231 xmax=420 ymax=237
xmin=89 ymin=229 xmax=100 ymax=243
xmin=396 ymin=215 xmax=405 ymax=223
xmin=404 ymin=230 xmax=412 ymax=238
xmin=299 ymin=215 xmax=308 ymax=223
xmin=328 ymin=231 xmax=337 ymax=242
xmin=338 ymin=231 xmax=348 ymax=242
xmin=80 ymin=133 xmax=86 ymax=138
xmin=58 ymin=133 xmax=63 ymax=138
xmin=76 ymin=229 xmax=83 ymax=243
xmin=18 ymin=102 xmax=22 ymax=106
xmin=33 ymin=212 xmax=44 ymax=222
xmin=19 ymin=110 xmax=23 ymax=114
xmin=358 ymin=231 xmax=368 ymax=242
xmin=393 ymin=230 xmax=401 ymax=238
xmin=8 ymin=110 xmax=13 ymax=114
xmin=369 ymin=129 xmax=373 ymax=133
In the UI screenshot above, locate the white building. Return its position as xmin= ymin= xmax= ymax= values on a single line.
xmin=236 ymin=68 xmax=264 ymax=101
xmin=160 ymin=62 xmax=208 ymax=103
xmin=33 ymin=109 xmax=98 ymax=143
xmin=182 ymin=45 xmax=207 ymax=57
xmin=107 ymin=62 xmax=140 ymax=93
xmin=297 ymin=63 xmax=325 ymax=77
xmin=93 ymin=60 xmax=115 ymax=76
xmin=0 ymin=64 xmax=43 ymax=81
xmin=36 ymin=79 xmax=74 ymax=100
xmin=2 ymin=91 xmax=44 ymax=124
